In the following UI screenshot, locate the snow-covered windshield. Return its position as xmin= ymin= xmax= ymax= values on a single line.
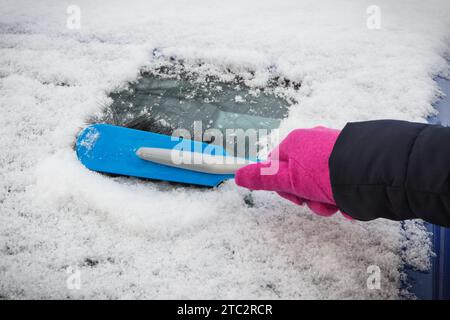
xmin=3 ymin=0 xmax=445 ymax=300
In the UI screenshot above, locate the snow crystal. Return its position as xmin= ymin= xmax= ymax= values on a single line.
xmin=234 ymin=95 xmax=245 ymax=103
xmin=1 ymin=0 xmax=449 ymax=299
xmin=79 ymin=127 xmax=99 ymax=151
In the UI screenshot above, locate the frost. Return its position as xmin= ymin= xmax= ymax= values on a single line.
xmin=234 ymin=95 xmax=245 ymax=103
xmin=401 ymin=220 xmax=434 ymax=271
xmin=79 ymin=128 xmax=100 ymax=151
xmin=1 ymin=0 xmax=449 ymax=299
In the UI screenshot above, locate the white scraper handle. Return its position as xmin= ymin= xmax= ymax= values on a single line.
xmin=136 ymin=147 xmax=255 ymax=175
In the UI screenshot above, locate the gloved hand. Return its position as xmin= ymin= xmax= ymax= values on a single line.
xmin=235 ymin=126 xmax=346 ymax=217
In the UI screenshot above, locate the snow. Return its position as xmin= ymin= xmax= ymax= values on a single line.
xmin=234 ymin=95 xmax=245 ymax=103
xmin=1 ymin=0 xmax=449 ymax=299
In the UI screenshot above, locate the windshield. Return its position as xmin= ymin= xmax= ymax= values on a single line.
xmin=92 ymin=68 xmax=293 ymax=158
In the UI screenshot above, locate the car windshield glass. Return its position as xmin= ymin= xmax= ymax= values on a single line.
xmin=93 ymin=70 xmax=293 ymax=157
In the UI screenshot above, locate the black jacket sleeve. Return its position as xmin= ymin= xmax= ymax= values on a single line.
xmin=329 ymin=120 xmax=450 ymax=227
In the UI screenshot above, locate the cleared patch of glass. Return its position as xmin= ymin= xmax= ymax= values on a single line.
xmin=91 ymin=63 xmax=297 ymax=158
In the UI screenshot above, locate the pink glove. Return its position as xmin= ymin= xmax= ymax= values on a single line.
xmin=235 ymin=126 xmax=346 ymax=217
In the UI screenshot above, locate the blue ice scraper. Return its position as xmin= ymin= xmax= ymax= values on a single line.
xmin=76 ymin=124 xmax=254 ymax=187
